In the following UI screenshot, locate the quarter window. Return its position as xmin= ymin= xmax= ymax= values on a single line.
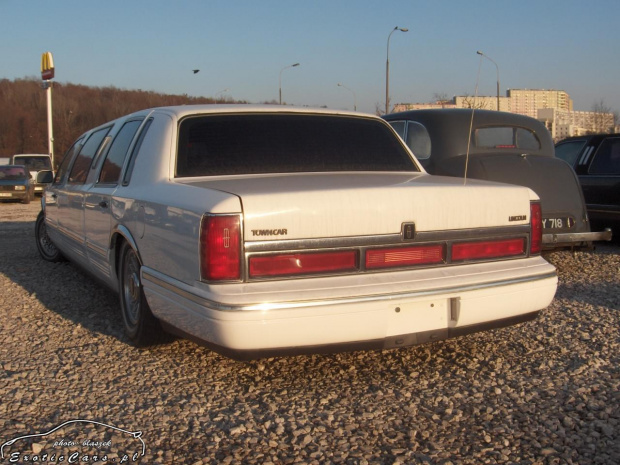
xmin=68 ymin=127 xmax=111 ymax=184
xmin=99 ymin=119 xmax=143 ymax=184
xmin=405 ymin=121 xmax=431 ymax=159
xmin=388 ymin=121 xmax=431 ymax=160
xmin=123 ymin=118 xmax=153 ymax=185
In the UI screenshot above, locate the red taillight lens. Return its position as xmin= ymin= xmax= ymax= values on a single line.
xmin=452 ymin=238 xmax=525 ymax=261
xmin=200 ymin=215 xmax=241 ymax=281
xmin=249 ymin=251 xmax=358 ymax=278
xmin=530 ymin=202 xmax=543 ymax=255
xmin=365 ymin=244 xmax=445 ymax=269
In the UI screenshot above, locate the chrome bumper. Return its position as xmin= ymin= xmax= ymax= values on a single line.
xmin=542 ymin=228 xmax=612 ymax=246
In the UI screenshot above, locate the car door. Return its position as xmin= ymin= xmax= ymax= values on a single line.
xmin=56 ymin=126 xmax=112 ymax=264
xmin=84 ymin=118 xmax=144 ymax=281
xmin=579 ymin=137 xmax=620 ymax=222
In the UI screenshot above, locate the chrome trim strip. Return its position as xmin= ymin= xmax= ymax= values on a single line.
xmin=142 ymin=269 xmax=557 ymax=313
xmin=244 ymin=225 xmax=530 ymax=252
xmin=85 ymin=240 xmax=107 ymax=258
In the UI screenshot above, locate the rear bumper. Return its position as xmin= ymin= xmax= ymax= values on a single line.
xmin=142 ymin=257 xmax=557 ymax=359
xmin=542 ymin=228 xmax=612 ymax=247
xmin=0 ymin=191 xmax=28 ymax=201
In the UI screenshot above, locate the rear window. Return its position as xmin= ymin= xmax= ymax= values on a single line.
xmin=176 ymin=114 xmax=418 ymax=177
xmin=475 ymin=126 xmax=541 ymax=151
xmin=12 ymin=156 xmax=51 ymax=171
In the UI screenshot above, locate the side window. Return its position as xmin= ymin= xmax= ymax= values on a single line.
xmin=98 ymin=119 xmax=144 ymax=185
xmin=405 ymin=121 xmax=431 ymax=159
xmin=555 ymin=140 xmax=587 ymax=167
xmin=589 ymin=138 xmax=620 ymax=175
xmin=388 ymin=121 xmax=405 ymax=139
xmin=68 ymin=127 xmax=111 ymax=184
xmin=123 ymin=118 xmax=153 ymax=185
xmin=53 ymin=138 xmax=83 ymax=185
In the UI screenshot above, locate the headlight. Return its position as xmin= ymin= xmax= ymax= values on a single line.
xmin=15 ymin=185 xmax=26 ymax=191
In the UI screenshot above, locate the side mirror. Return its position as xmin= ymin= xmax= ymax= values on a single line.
xmin=37 ymin=170 xmax=54 ymax=184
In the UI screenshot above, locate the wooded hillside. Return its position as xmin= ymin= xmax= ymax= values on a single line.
xmin=0 ymin=78 xmax=244 ymax=164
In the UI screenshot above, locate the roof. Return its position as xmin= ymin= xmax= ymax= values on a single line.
xmin=383 ymin=108 xmax=554 ymax=159
xmin=147 ymin=104 xmax=375 ymax=120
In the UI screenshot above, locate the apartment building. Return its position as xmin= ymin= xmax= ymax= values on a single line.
xmin=393 ymin=89 xmax=614 ymax=138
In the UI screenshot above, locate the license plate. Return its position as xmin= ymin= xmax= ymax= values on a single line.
xmin=542 ymin=217 xmax=575 ymax=229
xmin=0 ymin=193 xmax=13 ymax=197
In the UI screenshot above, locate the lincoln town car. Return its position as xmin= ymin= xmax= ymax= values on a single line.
xmin=35 ymin=105 xmax=557 ymax=360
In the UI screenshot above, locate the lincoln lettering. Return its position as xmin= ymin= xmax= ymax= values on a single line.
xmin=251 ymin=229 xmax=288 ymax=237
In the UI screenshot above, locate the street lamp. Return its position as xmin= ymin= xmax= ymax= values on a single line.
xmin=337 ymin=82 xmax=357 ymax=111
xmin=476 ymin=50 xmax=500 ymax=111
xmin=279 ymin=63 xmax=300 ymax=105
xmin=386 ymin=26 xmax=408 ymax=114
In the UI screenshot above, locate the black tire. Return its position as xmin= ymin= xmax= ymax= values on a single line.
xmin=35 ymin=210 xmax=65 ymax=262
xmin=118 ymin=241 xmax=164 ymax=346
xmin=22 ymin=193 xmax=31 ymax=204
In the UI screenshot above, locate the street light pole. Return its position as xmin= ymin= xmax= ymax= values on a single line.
xmin=477 ymin=50 xmax=500 ymax=111
xmin=279 ymin=63 xmax=300 ymax=105
xmin=386 ymin=26 xmax=408 ymax=114
xmin=337 ymin=83 xmax=357 ymax=111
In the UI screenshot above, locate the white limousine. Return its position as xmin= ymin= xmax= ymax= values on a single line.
xmin=35 ymin=105 xmax=557 ymax=360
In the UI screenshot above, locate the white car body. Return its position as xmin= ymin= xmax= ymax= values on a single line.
xmin=38 ymin=105 xmax=557 ymax=359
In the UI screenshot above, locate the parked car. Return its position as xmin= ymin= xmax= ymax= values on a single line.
xmin=383 ymin=109 xmax=612 ymax=249
xmin=555 ymin=134 xmax=619 ymax=236
xmin=35 ymin=105 xmax=557 ymax=360
xmin=0 ymin=165 xmax=35 ymax=204
xmin=10 ymin=153 xmax=53 ymax=195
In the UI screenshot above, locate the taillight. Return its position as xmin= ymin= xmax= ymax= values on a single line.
xmin=249 ymin=251 xmax=358 ymax=278
xmin=451 ymin=238 xmax=525 ymax=262
xmin=200 ymin=214 xmax=241 ymax=281
xmin=530 ymin=201 xmax=543 ymax=255
xmin=366 ymin=244 xmax=445 ymax=269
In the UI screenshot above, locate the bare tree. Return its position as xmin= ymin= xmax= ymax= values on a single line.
xmin=458 ymin=94 xmax=489 ymax=110
xmin=591 ymin=99 xmax=617 ymax=133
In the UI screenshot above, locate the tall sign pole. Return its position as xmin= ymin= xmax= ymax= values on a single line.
xmin=41 ymin=52 xmax=55 ymax=168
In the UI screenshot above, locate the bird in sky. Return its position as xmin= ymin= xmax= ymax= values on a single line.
xmin=192 ymin=69 xmax=200 ymax=74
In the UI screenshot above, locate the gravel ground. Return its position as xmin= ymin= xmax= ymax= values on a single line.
xmin=1 ymin=201 xmax=619 ymax=464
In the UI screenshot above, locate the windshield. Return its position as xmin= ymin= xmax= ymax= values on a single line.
xmin=12 ymin=156 xmax=52 ymax=171
xmin=176 ymin=114 xmax=418 ymax=177
xmin=0 ymin=166 xmax=28 ymax=180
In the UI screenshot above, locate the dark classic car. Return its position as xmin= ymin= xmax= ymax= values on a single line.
xmin=0 ymin=165 xmax=35 ymax=204
xmin=383 ymin=109 xmax=612 ymax=249
xmin=555 ymin=134 xmax=620 ymax=235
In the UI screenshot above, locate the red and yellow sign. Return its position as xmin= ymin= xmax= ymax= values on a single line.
xmin=41 ymin=52 xmax=54 ymax=80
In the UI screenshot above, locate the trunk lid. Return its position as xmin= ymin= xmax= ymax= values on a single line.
xmin=187 ymin=173 xmax=533 ymax=241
